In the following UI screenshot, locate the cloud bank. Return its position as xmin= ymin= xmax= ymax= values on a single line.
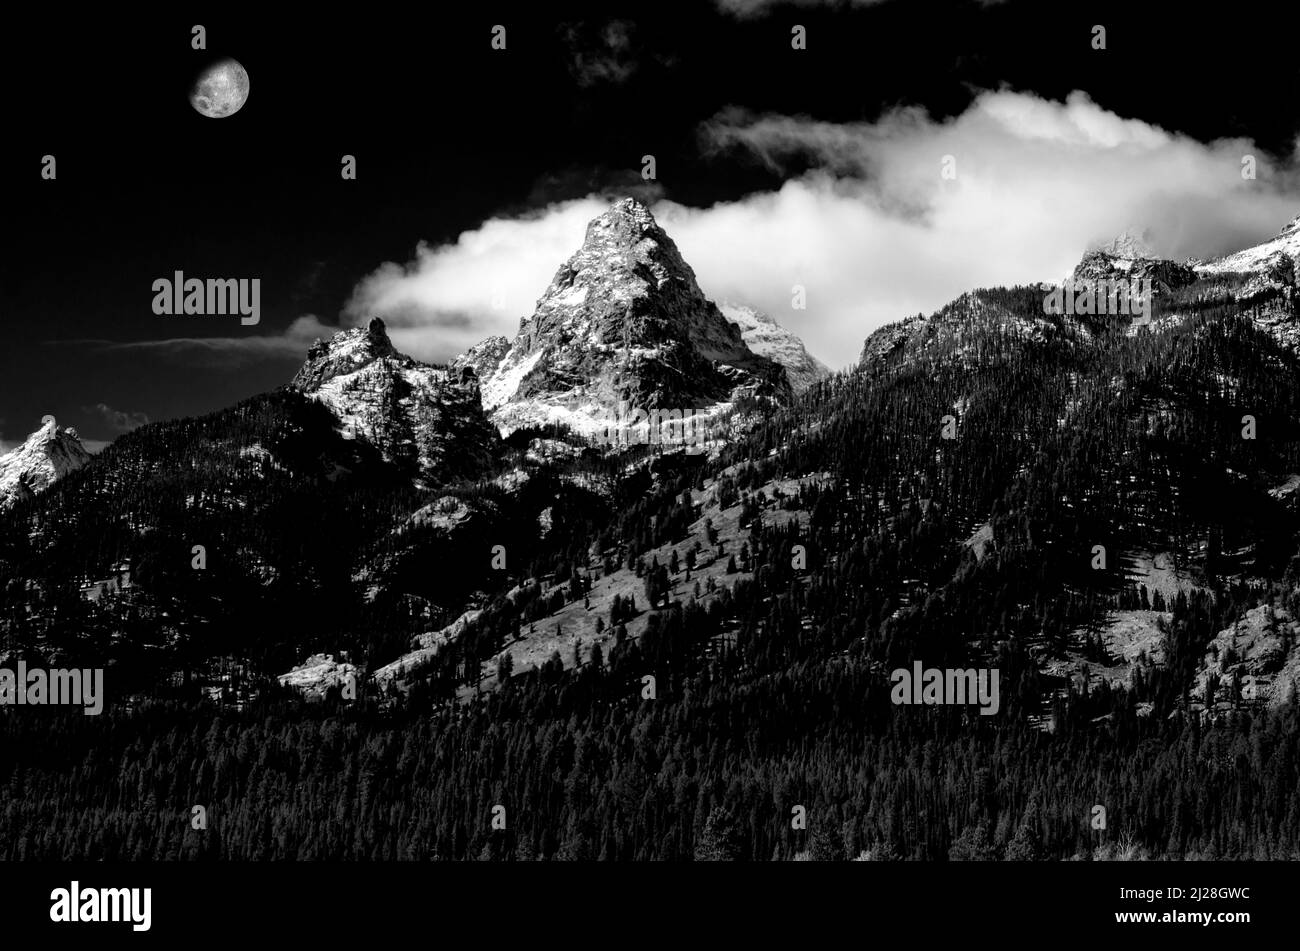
xmin=346 ymin=89 xmax=1300 ymax=371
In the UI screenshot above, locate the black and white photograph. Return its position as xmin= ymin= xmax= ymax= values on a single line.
xmin=3 ymin=0 xmax=1298 ymax=938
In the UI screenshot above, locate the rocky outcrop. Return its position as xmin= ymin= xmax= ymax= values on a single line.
xmin=289 ymin=317 xmax=501 ymax=487
xmin=0 ymin=417 xmax=91 ymax=509
xmin=473 ymin=198 xmax=792 ymax=436
xmin=719 ymin=302 xmax=831 ymax=394
xmin=450 ymin=335 xmax=510 ymax=383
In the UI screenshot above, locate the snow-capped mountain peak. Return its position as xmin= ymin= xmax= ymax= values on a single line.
xmin=1071 ymin=232 xmax=1196 ymax=295
xmin=290 ymin=316 xmax=399 ymax=391
xmin=0 ymin=417 xmax=92 ymax=508
xmin=1094 ymin=229 xmax=1158 ymax=263
xmin=288 ymin=317 xmax=501 ymax=486
xmin=718 ymin=302 xmax=831 ymax=393
xmin=468 ymin=197 xmax=792 ymax=437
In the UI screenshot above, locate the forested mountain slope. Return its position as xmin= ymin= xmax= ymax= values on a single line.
xmin=2 ymin=228 xmax=1300 ymax=862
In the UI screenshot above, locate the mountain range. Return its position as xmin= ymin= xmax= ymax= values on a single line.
xmin=4 ymin=202 xmax=1300 ymax=861
xmin=7 ymin=203 xmax=1294 ymax=510
xmin=863 ymin=212 xmax=1300 ymax=368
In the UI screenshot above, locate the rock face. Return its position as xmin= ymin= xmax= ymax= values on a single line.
xmin=0 ymin=418 xmax=91 ymax=509
xmin=288 ymin=317 xmax=501 ymax=487
xmin=277 ymin=653 xmax=361 ymax=700
xmin=450 ymin=335 xmax=510 ymax=382
xmin=718 ymin=302 xmax=831 ymax=394
xmin=1190 ymin=604 xmax=1300 ymax=710
xmin=1071 ymin=247 xmax=1198 ymax=298
xmin=473 ymin=198 xmax=791 ymax=436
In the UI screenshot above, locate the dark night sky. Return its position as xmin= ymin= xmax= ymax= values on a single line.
xmin=3 ymin=0 xmax=1298 ymax=450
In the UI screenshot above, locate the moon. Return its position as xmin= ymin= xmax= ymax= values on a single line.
xmin=190 ymin=58 xmax=250 ymax=118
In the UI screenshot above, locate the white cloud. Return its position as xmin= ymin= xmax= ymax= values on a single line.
xmin=84 ymin=403 xmax=150 ymax=434
xmin=342 ymin=89 xmax=1300 ymax=371
xmin=344 ymin=201 xmax=611 ymax=362
xmin=63 ymin=315 xmax=336 ymax=366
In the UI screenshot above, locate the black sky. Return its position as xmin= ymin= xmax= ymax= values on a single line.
xmin=3 ymin=0 xmax=1297 ymax=448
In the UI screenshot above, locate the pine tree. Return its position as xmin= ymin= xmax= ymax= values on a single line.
xmin=694 ymin=806 xmax=742 ymax=861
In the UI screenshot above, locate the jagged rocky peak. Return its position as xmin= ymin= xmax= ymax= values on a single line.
xmin=591 ymin=195 xmax=658 ymax=240
xmin=1072 ymin=230 xmax=1196 ymax=295
xmin=0 ymin=416 xmax=92 ymax=508
xmin=287 ymin=318 xmax=501 ymax=487
xmin=1090 ymin=229 xmax=1158 ymax=261
xmin=512 ymin=195 xmax=752 ymax=362
xmin=451 ymin=335 xmax=510 ymax=382
xmin=719 ymin=302 xmax=831 ymax=394
xmin=292 ymin=316 xmax=400 ymax=391
xmin=477 ymin=197 xmax=791 ymax=436
xmin=565 ymin=196 xmax=665 ymax=268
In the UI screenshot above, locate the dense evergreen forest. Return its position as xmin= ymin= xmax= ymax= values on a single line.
xmin=2 ymin=280 xmax=1299 ymax=860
